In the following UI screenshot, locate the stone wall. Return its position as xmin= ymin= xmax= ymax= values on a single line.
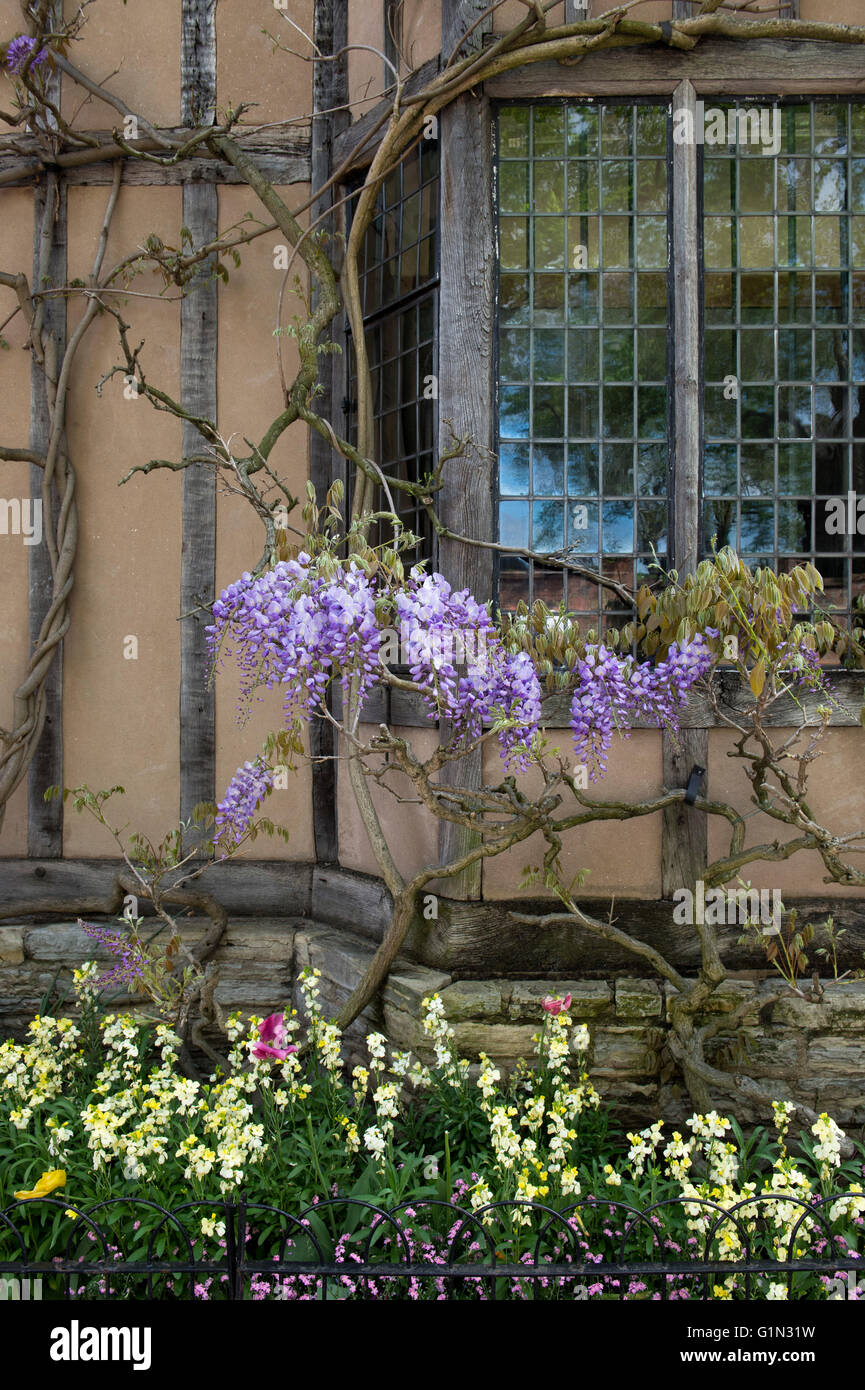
xmin=2 ymin=916 xmax=864 ymax=1130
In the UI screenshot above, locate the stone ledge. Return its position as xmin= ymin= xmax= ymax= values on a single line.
xmin=3 ymin=918 xmax=865 ymax=1127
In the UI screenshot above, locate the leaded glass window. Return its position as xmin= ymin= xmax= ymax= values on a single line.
xmin=495 ymin=102 xmax=670 ymax=630
xmin=347 ymin=139 xmax=439 ymax=557
xmin=702 ymin=101 xmax=865 ymax=625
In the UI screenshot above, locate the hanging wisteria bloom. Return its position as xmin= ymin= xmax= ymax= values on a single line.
xmin=209 ymin=554 xmax=715 ymax=830
xmin=207 ymin=554 xmax=381 ymax=723
xmin=78 ymin=920 xmax=148 ymax=989
xmin=213 ymin=758 xmax=275 ymax=855
xmin=396 ymin=570 xmax=542 ymax=768
xmin=5 ymin=35 xmax=49 ymax=73
xmin=570 ymin=635 xmax=714 ymax=780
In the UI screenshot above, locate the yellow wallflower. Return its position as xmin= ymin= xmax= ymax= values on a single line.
xmin=14 ymin=1169 xmax=66 ymax=1200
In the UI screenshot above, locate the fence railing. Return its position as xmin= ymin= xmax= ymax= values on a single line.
xmin=0 ymin=1193 xmax=862 ymax=1300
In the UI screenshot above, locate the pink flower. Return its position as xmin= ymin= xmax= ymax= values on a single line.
xmin=252 ymin=1011 xmax=297 ymax=1061
xmin=542 ymin=993 xmax=572 ymax=1016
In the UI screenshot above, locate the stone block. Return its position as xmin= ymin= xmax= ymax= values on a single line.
xmin=615 ymin=978 xmax=662 ymax=1019
xmin=508 ymin=980 xmax=612 ymax=1021
xmin=0 ymin=928 xmax=24 ymax=966
xmin=293 ymin=925 xmax=377 ymax=993
xmin=383 ymin=964 xmax=452 ymax=1016
xmin=806 ymin=1036 xmax=865 ymax=1073
xmin=382 ymin=1004 xmax=423 ymax=1053
xmin=439 ymin=980 xmax=502 ymax=1022
xmin=665 ymin=979 xmax=758 ymax=1020
xmin=24 ymin=922 xmax=91 ymax=962
xmin=451 ymin=1022 xmax=538 ymax=1062
xmin=208 ymin=918 xmax=299 ymax=965
xmin=591 ymin=1026 xmax=662 ymax=1077
xmin=715 ymin=1029 xmax=803 ymax=1074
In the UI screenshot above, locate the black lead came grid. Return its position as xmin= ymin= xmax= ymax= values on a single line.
xmin=703 ymin=102 xmax=865 ymax=627
xmin=495 ymin=102 xmax=671 ymax=633
xmin=494 ymin=100 xmax=865 ymax=633
xmin=347 ymin=139 xmax=439 ymax=560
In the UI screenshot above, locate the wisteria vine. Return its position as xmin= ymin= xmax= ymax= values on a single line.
xmin=207 ymin=559 xmax=716 ymax=846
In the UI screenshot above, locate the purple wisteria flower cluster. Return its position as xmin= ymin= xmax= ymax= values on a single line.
xmin=208 ymin=554 xmax=717 ymax=834
xmin=778 ymin=640 xmax=827 ymax=694
xmin=207 ymin=554 xmax=381 ymax=723
xmin=213 ymin=758 xmax=275 ymax=856
xmin=208 ymin=559 xmax=544 ymax=777
xmin=395 ymin=571 xmax=542 ymax=768
xmin=5 ymin=35 xmax=49 ymax=74
xmin=570 ymin=635 xmax=714 ymax=780
xmin=78 ymin=919 xmax=148 ymax=988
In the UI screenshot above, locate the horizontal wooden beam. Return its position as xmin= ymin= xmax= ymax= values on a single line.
xmin=424 ymin=893 xmax=865 ymax=976
xmin=0 ymin=127 xmax=310 ymax=188
xmin=0 ymin=857 xmax=312 ymax=920
xmin=485 ymin=39 xmax=865 ymax=98
xmin=2 ymin=860 xmax=863 ymax=976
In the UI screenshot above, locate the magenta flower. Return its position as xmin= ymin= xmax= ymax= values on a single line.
xmin=542 ymin=993 xmax=572 ymax=1016
xmin=252 ymin=1012 xmax=297 ymax=1061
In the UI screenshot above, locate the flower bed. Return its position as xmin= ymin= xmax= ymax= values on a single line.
xmin=0 ymin=966 xmax=863 ymax=1300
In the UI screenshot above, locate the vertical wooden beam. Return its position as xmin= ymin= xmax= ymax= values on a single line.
xmin=28 ymin=174 xmax=66 ymax=856
xmin=663 ymin=77 xmax=707 ymax=896
xmin=179 ymin=0 xmax=218 ymax=826
xmin=442 ymin=0 xmax=493 ymax=58
xmin=308 ymin=0 xmax=348 ymax=865
xmin=384 ymin=0 xmax=401 ymax=87
xmin=671 ymin=79 xmax=700 ymax=578
xmin=436 ymin=2 xmax=495 ymax=898
xmin=28 ymin=2 xmax=66 ymax=856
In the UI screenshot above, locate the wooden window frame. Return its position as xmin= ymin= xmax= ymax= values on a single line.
xmin=332 ymin=41 xmax=865 ymax=756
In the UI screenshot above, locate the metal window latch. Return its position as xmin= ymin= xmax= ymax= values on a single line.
xmin=684 ymin=765 xmax=706 ymax=806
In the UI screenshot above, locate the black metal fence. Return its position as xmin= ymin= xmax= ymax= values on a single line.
xmin=1 ymin=1193 xmax=862 ymax=1301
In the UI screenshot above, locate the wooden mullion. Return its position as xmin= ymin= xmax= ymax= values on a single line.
xmin=663 ymin=78 xmax=707 ymax=896
xmin=436 ymin=2 xmax=496 ymax=899
xmin=442 ymin=0 xmax=493 ymax=58
xmin=179 ymin=0 xmax=218 ymax=830
xmin=308 ymin=0 xmax=349 ymax=866
xmin=671 ymin=79 xmax=701 ymax=580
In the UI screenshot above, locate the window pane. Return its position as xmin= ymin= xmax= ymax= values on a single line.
xmin=349 ymin=143 xmax=439 ymax=560
xmin=701 ymin=100 xmax=865 ymax=625
xmin=496 ymin=102 xmax=669 ymax=621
